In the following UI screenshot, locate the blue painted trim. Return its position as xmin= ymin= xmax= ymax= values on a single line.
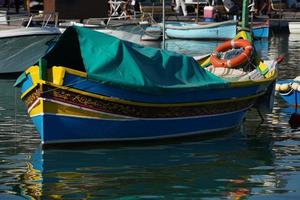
xmin=20 ymin=74 xmax=33 ymax=94
xmin=32 ymin=115 xmax=44 ymax=142
xmin=64 ymin=74 xmax=261 ymax=103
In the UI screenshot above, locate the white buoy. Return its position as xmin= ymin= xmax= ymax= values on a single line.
xmin=292 ymin=82 xmax=299 ymax=90
xmin=297 ymin=85 xmax=300 ymax=92
xmin=280 ymin=84 xmax=290 ymax=92
xmin=294 ymin=76 xmax=300 ymax=81
xmin=275 ymin=83 xmax=281 ymax=91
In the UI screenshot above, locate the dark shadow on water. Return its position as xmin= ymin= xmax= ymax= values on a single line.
xmin=289 ymin=112 xmax=300 ymax=129
xmin=0 ymin=72 xmax=22 ymax=79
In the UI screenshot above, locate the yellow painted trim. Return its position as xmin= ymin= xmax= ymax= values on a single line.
xmin=48 ymin=66 xmax=66 ymax=86
xmin=64 ymin=67 xmax=87 ymax=78
xmin=20 ymin=66 xmax=45 ymax=99
xmin=25 ymin=65 xmax=46 ymax=84
xmin=234 ymin=31 xmax=252 ymax=41
xmin=25 ymin=65 xmax=39 ymax=80
xmin=29 ymin=99 xmax=43 ymax=116
xmin=199 ymin=56 xmax=211 ymax=67
xmin=29 ymin=98 xmax=123 ymax=119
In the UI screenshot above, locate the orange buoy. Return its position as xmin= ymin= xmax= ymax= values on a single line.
xmin=210 ymin=39 xmax=253 ymax=68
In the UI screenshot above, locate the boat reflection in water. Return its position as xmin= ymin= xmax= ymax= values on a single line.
xmin=19 ymin=132 xmax=279 ymax=199
xmin=253 ymin=39 xmax=269 ymax=59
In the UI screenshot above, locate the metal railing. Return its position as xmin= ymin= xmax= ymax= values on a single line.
xmin=0 ymin=11 xmax=59 ymax=28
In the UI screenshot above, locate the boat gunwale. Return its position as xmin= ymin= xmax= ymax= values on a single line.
xmin=56 ymin=65 xmax=278 ymax=89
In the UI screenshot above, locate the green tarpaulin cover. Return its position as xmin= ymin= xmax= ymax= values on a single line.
xmin=43 ymin=26 xmax=228 ymax=94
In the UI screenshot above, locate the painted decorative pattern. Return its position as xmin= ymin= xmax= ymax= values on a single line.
xmin=24 ymin=84 xmax=257 ymax=118
xmin=23 ymin=86 xmax=42 ymax=108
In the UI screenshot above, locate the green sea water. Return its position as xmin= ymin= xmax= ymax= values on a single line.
xmin=0 ymin=33 xmax=300 ymax=199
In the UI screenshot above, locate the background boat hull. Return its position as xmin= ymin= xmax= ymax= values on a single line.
xmin=252 ymin=26 xmax=269 ymax=39
xmin=165 ymin=23 xmax=237 ymax=40
xmin=278 ymin=90 xmax=299 ymax=106
xmin=289 ymin=22 xmax=300 ymax=34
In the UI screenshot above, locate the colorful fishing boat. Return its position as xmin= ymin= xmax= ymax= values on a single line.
xmin=275 ymin=77 xmax=300 ymax=106
xmin=14 ymin=0 xmax=280 ymax=145
xmin=14 ymin=24 xmax=279 ymax=145
xmin=165 ymin=20 xmax=237 ymax=40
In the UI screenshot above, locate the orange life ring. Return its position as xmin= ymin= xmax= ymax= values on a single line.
xmin=210 ymin=39 xmax=253 ymax=68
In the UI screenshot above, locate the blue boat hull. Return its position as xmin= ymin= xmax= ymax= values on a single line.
xmin=279 ymin=90 xmax=299 ymax=106
xmin=165 ymin=21 xmax=268 ymax=40
xmin=252 ymin=26 xmax=269 ymax=39
xmin=165 ymin=21 xmax=237 ymax=40
xmin=18 ymin=66 xmax=276 ymax=145
xmin=32 ymin=110 xmax=246 ymax=144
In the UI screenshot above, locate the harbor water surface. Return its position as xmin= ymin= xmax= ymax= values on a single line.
xmin=0 ymin=33 xmax=300 ymax=199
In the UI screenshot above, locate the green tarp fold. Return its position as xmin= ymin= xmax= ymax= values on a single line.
xmin=43 ymin=26 xmax=228 ymax=94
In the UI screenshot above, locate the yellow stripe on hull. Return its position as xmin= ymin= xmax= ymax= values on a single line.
xmin=29 ymin=98 xmax=125 ymax=120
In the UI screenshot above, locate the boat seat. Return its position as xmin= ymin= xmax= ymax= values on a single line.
xmin=206 ymin=65 xmax=267 ymax=82
xmin=206 ymin=66 xmax=247 ymax=81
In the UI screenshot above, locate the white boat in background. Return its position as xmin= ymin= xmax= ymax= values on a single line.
xmin=0 ymin=13 xmax=61 ymax=38
xmin=289 ymin=22 xmax=300 ymax=34
xmin=165 ymin=20 xmax=237 ymax=40
xmin=141 ymin=25 xmax=162 ymax=41
xmin=0 ymin=19 xmax=154 ymax=75
xmin=0 ymin=34 xmax=59 ymax=74
xmin=0 ymin=14 xmax=61 ymax=75
xmin=0 ymin=26 xmax=61 ymax=38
